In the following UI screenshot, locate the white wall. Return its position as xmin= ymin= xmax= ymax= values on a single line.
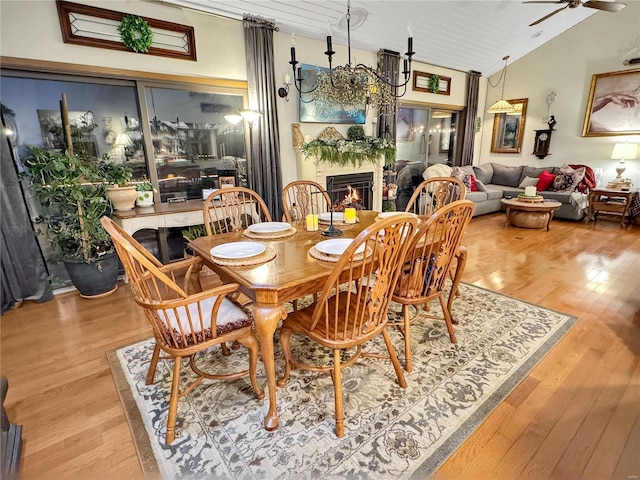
xmin=480 ymin=1 xmax=640 ymax=188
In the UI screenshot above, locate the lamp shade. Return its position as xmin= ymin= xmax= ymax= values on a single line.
xmin=114 ymin=133 xmax=133 ymax=148
xmin=487 ymin=99 xmax=513 ymax=114
xmin=610 ymin=143 xmax=637 ymax=160
xmin=239 ymin=109 xmax=261 ymax=125
xmin=224 ymin=114 xmax=243 ymax=125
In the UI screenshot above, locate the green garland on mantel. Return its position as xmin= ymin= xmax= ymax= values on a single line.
xmin=118 ymin=15 xmax=153 ymax=53
xmin=300 ymin=138 xmax=396 ymax=167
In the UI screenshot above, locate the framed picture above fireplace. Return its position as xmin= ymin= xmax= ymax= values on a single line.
xmin=298 ymin=64 xmax=366 ymax=124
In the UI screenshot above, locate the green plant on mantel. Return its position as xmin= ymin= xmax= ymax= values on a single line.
xmin=301 ymin=137 xmax=396 ymax=168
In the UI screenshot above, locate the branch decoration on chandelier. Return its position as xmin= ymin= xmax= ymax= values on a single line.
xmin=288 ymin=0 xmax=415 ymax=112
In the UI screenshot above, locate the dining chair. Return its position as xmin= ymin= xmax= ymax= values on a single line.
xmin=404 ymin=176 xmax=467 ymax=311
xmin=390 ymin=200 xmax=475 ymax=372
xmin=203 ymin=186 xmax=272 ymax=236
xmin=282 ymin=180 xmax=332 ymax=223
xmin=101 ymin=216 xmax=264 ymax=444
xmin=277 ymin=214 xmax=418 ymax=437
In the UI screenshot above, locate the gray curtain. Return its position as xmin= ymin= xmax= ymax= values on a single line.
xmin=377 ymin=49 xmax=400 ymax=140
xmin=243 ymin=16 xmax=284 ymax=220
xmin=1 ymin=114 xmax=52 ymax=314
xmin=461 ymin=70 xmax=481 ymax=166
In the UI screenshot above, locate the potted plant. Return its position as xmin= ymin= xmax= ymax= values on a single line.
xmin=99 ymin=160 xmax=137 ymax=211
xmin=135 ymin=178 xmax=156 ymax=207
xmin=24 ymin=147 xmax=119 ymax=298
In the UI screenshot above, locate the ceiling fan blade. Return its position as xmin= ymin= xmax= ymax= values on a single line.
xmin=583 ymin=1 xmax=626 ymax=12
xmin=529 ymin=4 xmax=570 ymax=26
xmin=523 ymin=1 xmax=567 ymax=3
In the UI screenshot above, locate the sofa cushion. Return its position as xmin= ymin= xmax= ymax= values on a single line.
xmin=483 ymin=186 xmax=505 ymax=200
xmin=466 ymin=191 xmax=488 ymax=202
xmin=518 ymin=176 xmax=539 ymax=188
xmin=551 ymin=164 xmax=585 ymax=192
xmin=473 ymin=163 xmax=494 ymax=184
xmin=491 ymin=164 xmax=524 ymax=188
xmin=475 ymin=179 xmax=487 ymax=192
xmin=537 ymin=170 xmax=556 ymax=191
xmin=539 ymin=191 xmax=573 ymax=204
xmin=521 ymin=166 xmax=549 ymax=184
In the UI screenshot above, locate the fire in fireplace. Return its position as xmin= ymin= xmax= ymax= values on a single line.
xmin=326 ymin=173 xmax=373 ymax=211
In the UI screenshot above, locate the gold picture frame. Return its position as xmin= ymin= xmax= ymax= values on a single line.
xmin=490 ymin=98 xmax=528 ymax=154
xmin=582 ymin=68 xmax=640 ymax=137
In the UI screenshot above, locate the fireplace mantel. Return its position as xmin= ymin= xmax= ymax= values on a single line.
xmin=295 ymin=149 xmax=384 ymax=212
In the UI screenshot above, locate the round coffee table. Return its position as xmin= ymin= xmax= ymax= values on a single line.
xmin=501 ymin=198 xmax=562 ymax=230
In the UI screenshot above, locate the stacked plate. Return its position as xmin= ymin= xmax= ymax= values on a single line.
xmin=315 ymin=238 xmax=365 ymax=257
xmin=318 ymin=212 xmax=345 ymax=224
xmin=375 ymin=211 xmax=417 ymax=221
xmin=210 ymin=242 xmax=266 ymax=260
xmin=246 ymin=222 xmax=292 ymax=235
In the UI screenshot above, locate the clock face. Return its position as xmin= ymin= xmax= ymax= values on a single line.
xmin=539 ymin=133 xmax=549 ymax=141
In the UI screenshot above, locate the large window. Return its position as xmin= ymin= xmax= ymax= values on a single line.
xmin=1 ymin=64 xmax=248 ymax=286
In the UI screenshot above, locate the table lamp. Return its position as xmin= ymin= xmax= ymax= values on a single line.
xmin=611 ymin=143 xmax=637 ymax=179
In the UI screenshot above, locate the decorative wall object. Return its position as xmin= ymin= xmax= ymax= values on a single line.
xmin=413 ymin=71 xmax=451 ymax=95
xmin=490 ymin=98 xmax=528 ymax=154
xmin=582 ymin=68 xmax=640 ymax=136
xmin=298 ymin=64 xmax=367 ymax=124
xmin=55 ymin=0 xmax=196 ymax=61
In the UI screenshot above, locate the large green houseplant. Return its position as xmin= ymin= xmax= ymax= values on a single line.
xmin=24 ymin=147 xmax=119 ymax=298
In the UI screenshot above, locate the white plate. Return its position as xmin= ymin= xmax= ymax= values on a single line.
xmin=315 ymin=239 xmax=365 ymax=256
xmin=247 ymin=222 xmax=291 ymax=234
xmin=376 ymin=211 xmax=417 ymax=220
xmin=210 ymin=242 xmax=266 ymax=259
xmin=318 ymin=212 xmax=345 ymax=222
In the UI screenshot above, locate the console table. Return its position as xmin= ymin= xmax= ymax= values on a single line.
xmin=113 ymin=200 xmax=204 ymax=263
xmin=586 ymin=188 xmax=638 ymax=228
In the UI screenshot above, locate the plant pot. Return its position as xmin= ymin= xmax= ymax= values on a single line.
xmin=136 ymin=191 xmax=154 ymax=207
xmin=64 ymin=252 xmax=119 ymax=298
xmin=106 ymin=185 xmax=137 ymax=211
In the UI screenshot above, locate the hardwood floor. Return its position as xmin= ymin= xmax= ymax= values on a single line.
xmin=2 ymin=213 xmax=638 ymax=479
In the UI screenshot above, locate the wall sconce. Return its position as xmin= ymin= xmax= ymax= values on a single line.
xmin=278 ymin=74 xmax=291 ymax=102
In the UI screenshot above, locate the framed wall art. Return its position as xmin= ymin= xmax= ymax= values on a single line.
xmin=582 ymin=68 xmax=640 ymax=137
xmin=412 ymin=71 xmax=451 ymax=95
xmin=490 ymin=98 xmax=528 ymax=154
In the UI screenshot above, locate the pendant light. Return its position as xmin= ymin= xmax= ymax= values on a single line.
xmin=487 ymin=56 xmax=513 ymax=114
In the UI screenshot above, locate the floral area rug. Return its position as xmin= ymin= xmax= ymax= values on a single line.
xmin=108 ymin=283 xmax=577 ymax=480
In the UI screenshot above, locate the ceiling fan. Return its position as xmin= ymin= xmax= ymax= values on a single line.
xmin=524 ymin=0 xmax=626 ymax=26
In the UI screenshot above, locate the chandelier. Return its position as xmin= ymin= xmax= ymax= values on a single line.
xmin=288 ymin=0 xmax=415 ymax=113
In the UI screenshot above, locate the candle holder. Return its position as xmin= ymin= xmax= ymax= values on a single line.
xmin=322 ymin=177 xmax=343 ymax=237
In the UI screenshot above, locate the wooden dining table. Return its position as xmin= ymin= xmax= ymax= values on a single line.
xmin=188 ymin=210 xmax=380 ymax=431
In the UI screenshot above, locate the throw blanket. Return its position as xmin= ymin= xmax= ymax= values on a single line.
xmin=570 ymin=191 xmax=589 ymax=214
xmin=569 ymin=164 xmax=596 ymax=193
xmin=423 ymin=163 xmax=452 ymax=180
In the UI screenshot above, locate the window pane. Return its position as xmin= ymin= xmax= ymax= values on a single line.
xmin=144 ymin=86 xmax=246 ymax=202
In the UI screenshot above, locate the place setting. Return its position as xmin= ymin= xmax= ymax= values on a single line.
xmin=209 ymin=240 xmax=276 ymax=266
xmin=242 ymin=221 xmax=297 ymax=239
xmin=308 ymin=238 xmax=369 ymax=262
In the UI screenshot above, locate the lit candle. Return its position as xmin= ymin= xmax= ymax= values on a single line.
xmin=306 ymin=213 xmax=319 ymax=231
xmin=284 ymin=73 xmax=290 ymax=85
xmin=344 ymin=207 xmax=357 ymax=224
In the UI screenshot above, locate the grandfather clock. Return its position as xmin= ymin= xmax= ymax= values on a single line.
xmin=533 ymin=129 xmax=552 ymax=159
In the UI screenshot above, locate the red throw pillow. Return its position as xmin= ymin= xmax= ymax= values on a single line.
xmin=470 ymin=175 xmax=477 ymax=192
xmin=537 ymin=170 xmax=556 ymax=191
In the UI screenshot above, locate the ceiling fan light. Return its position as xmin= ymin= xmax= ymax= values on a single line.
xmin=487 ymin=99 xmax=514 ymax=114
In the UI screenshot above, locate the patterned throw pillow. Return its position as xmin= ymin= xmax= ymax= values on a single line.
xmin=551 ymin=164 xmax=585 ymax=192
xmin=451 ymin=166 xmax=473 ymax=192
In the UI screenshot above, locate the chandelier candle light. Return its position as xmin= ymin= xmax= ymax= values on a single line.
xmin=288 ymin=0 xmax=415 ymax=111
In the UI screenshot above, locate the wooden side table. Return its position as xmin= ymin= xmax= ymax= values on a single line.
xmin=586 ymin=188 xmax=638 ymax=227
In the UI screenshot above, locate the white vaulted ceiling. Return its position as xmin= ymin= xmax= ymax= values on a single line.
xmin=148 ymin=0 xmax=612 ymax=75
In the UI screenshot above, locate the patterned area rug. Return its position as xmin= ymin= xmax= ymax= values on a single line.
xmin=108 ymin=284 xmax=577 ymax=479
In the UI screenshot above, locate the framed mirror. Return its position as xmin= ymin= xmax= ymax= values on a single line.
xmin=490 ymin=98 xmax=528 ymax=153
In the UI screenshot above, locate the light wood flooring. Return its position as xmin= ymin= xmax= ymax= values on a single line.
xmin=2 ymin=213 xmax=638 ymax=479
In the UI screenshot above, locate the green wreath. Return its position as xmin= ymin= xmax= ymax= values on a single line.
xmin=429 ymin=74 xmax=440 ymax=94
xmin=118 ymin=16 xmax=153 ymax=53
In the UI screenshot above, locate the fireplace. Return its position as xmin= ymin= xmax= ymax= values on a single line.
xmin=326 ymin=173 xmax=374 ymax=210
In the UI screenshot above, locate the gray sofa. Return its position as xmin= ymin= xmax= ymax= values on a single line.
xmin=460 ymin=163 xmax=586 ymax=220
